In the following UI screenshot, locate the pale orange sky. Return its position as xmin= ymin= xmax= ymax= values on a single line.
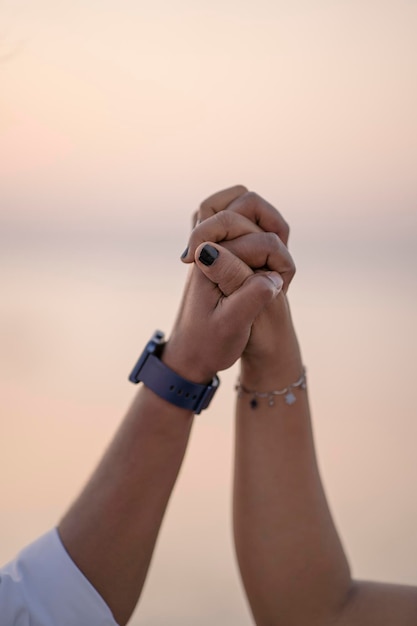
xmin=1 ymin=2 xmax=417 ymax=625
xmin=1 ymin=0 xmax=416 ymax=227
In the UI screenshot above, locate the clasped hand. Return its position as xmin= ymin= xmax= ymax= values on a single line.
xmin=161 ymin=186 xmax=297 ymax=386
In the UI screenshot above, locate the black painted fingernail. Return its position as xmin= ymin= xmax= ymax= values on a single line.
xmin=199 ymin=244 xmax=219 ymax=266
xmin=181 ymin=247 xmax=189 ymax=259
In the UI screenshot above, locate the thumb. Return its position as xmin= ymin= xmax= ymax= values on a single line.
xmin=195 ymin=242 xmax=283 ymax=321
xmin=225 ymin=271 xmax=284 ymax=329
xmin=195 ymin=242 xmax=253 ymax=296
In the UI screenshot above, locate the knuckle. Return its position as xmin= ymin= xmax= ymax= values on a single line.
xmin=284 ymin=249 xmax=296 ymax=271
xmin=215 ymin=210 xmax=233 ymax=229
xmin=242 ymin=190 xmax=261 ymax=207
xmin=285 ymin=257 xmax=296 ymax=281
xmin=232 ymin=184 xmax=248 ymax=196
xmin=265 ymin=231 xmax=281 ymax=247
xmin=252 ymin=275 xmax=276 ymax=302
xmin=195 ymin=212 xmax=230 ymax=243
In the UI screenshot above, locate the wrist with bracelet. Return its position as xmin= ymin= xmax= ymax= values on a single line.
xmin=235 ymin=367 xmax=307 ymax=409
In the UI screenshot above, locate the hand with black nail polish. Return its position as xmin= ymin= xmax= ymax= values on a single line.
xmin=180 ymin=187 xmax=302 ymax=390
xmin=161 ymin=241 xmax=283 ymax=386
xmin=198 ymin=244 xmax=219 ymax=266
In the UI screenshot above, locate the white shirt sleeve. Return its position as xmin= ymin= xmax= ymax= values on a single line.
xmin=0 ymin=528 xmax=118 ymax=626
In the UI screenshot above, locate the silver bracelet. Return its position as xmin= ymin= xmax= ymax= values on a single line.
xmin=235 ymin=367 xmax=307 ymax=409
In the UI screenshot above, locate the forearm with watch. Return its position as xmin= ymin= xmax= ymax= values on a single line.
xmin=58 ymin=241 xmax=282 ymax=626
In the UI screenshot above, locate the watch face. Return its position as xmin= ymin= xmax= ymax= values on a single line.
xmin=128 ymin=330 xmax=165 ymax=384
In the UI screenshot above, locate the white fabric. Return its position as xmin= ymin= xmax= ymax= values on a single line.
xmin=0 ymin=528 xmax=118 ymax=626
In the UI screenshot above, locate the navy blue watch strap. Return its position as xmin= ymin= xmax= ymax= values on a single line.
xmin=129 ymin=331 xmax=220 ymax=414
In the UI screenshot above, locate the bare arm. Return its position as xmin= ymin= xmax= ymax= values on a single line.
xmin=58 ymin=387 xmax=194 ymax=626
xmin=58 ymin=240 xmax=282 ymax=626
xmin=189 ymin=187 xmax=417 ymax=626
xmin=234 ymin=294 xmax=417 ymax=626
xmin=234 ymin=293 xmax=352 ymax=626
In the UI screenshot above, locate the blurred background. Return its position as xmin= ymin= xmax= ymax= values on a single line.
xmin=1 ymin=0 xmax=416 ymax=624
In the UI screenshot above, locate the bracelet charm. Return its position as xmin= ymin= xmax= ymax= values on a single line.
xmin=235 ymin=368 xmax=307 ymax=409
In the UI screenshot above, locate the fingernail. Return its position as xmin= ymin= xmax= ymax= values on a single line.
xmin=265 ymin=272 xmax=284 ymax=291
xmin=199 ymin=244 xmax=219 ymax=266
xmin=180 ymin=247 xmax=189 ymax=259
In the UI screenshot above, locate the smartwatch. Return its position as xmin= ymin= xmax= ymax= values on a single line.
xmin=129 ymin=330 xmax=220 ymax=414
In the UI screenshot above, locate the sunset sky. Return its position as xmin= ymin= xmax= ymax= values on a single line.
xmin=1 ymin=1 xmax=416 ymax=624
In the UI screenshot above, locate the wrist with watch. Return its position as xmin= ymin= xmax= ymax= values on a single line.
xmin=129 ymin=330 xmax=220 ymax=414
